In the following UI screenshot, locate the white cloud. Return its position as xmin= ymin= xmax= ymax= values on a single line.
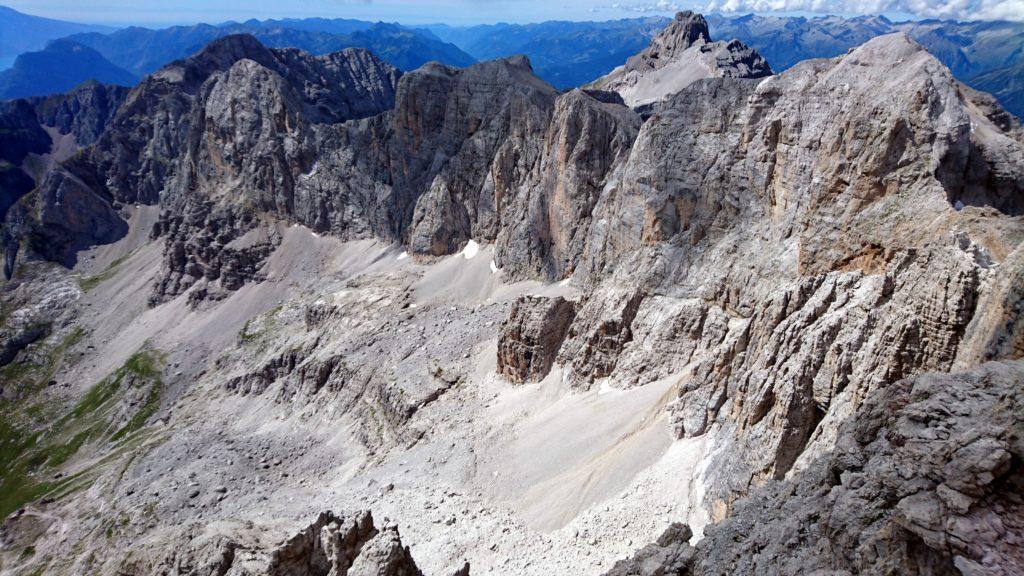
xmin=605 ymin=0 xmax=1024 ymax=20
xmin=704 ymin=0 xmax=1024 ymax=20
xmin=610 ymin=0 xmax=685 ymax=11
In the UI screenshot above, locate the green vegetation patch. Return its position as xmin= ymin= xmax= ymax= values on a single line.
xmin=79 ymin=253 xmax=132 ymax=292
xmin=238 ymin=304 xmax=284 ymax=351
xmin=0 ymin=347 xmax=166 ymax=518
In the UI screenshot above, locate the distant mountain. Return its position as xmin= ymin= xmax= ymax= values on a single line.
xmin=705 ymin=14 xmax=1024 ymax=78
xmin=427 ymin=17 xmax=670 ymax=89
xmin=431 ymin=13 xmax=1023 ymax=116
xmin=0 ymin=5 xmax=114 ymax=70
xmin=704 ymin=13 xmax=892 ymax=71
xmin=224 ymin=17 xmax=373 ymax=35
xmin=971 ymin=63 xmax=1024 ymax=120
xmin=896 ymin=18 xmax=1024 ymax=78
xmin=68 ymin=20 xmax=475 ymax=76
xmin=0 ymin=39 xmax=136 ymax=99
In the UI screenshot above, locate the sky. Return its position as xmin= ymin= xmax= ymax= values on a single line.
xmin=4 ymin=0 xmax=1022 ymax=26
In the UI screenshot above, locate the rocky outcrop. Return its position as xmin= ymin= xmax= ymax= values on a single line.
xmin=494 ymin=89 xmax=641 ymax=280
xmin=397 ymin=56 xmax=557 ymax=256
xmin=145 ymin=510 xmax=425 ymax=576
xmin=611 ymin=360 xmax=1024 ymax=576
xmin=32 ymin=81 xmax=129 ymax=146
xmin=590 ymin=11 xmax=771 ymax=107
xmin=2 ymin=34 xmax=403 ymax=301
xmin=497 ymin=296 xmax=576 ymax=383
xmin=604 ymin=523 xmax=695 ymax=576
xmin=558 ymin=287 xmax=645 ymax=385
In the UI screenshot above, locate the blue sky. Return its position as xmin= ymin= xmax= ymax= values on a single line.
xmin=4 ymin=0 xmax=1021 ymax=26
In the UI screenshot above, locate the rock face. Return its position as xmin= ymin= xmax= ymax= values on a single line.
xmin=609 ymin=360 xmax=1024 ymax=576
xmin=552 ymin=33 xmax=1024 ymax=515
xmin=497 ymin=296 xmax=576 ymax=383
xmin=493 ymin=89 xmax=641 ymax=280
xmin=140 ymin=510 xmax=424 ymax=576
xmin=31 ymin=81 xmax=129 ymax=146
xmin=2 ymin=33 xmax=402 ymax=296
xmin=0 ymin=84 xmax=129 ymax=274
xmin=604 ymin=523 xmax=694 ymax=576
xmin=591 ymin=11 xmax=772 ymax=107
xmin=399 ymin=56 xmax=557 ymax=256
xmin=0 ymin=99 xmax=50 ymax=220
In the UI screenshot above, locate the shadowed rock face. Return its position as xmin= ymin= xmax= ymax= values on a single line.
xmin=497 ymin=296 xmax=576 ymax=383
xmin=31 ymin=82 xmax=129 ymax=147
xmin=0 ymin=99 xmax=50 ymax=221
xmin=607 ymin=360 xmax=1024 ymax=576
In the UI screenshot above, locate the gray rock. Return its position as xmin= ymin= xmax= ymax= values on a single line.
xmin=496 ymin=296 xmax=576 ymax=383
xmin=149 ymin=510 xmax=424 ymax=576
xmin=591 ymin=11 xmax=772 ymax=107
xmin=605 ymin=523 xmax=694 ymax=576
xmin=620 ymin=360 xmax=1024 ymax=576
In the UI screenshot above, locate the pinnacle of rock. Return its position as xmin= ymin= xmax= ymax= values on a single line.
xmin=591 ymin=10 xmax=771 ymax=107
xmin=659 ymin=11 xmax=713 ymax=56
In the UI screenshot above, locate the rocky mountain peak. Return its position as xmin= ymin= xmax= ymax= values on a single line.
xmin=625 ymin=11 xmax=713 ymax=75
xmin=591 ymin=11 xmax=770 ymax=107
xmin=175 ymin=32 xmax=278 ymax=79
xmin=666 ymin=11 xmax=713 ymax=49
xmin=505 ymin=53 xmax=533 ymax=71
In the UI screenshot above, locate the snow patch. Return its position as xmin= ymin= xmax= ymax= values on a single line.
xmin=490 ymin=260 xmax=499 ymax=274
xmin=463 ymin=240 xmax=480 ymax=259
xmin=397 ymin=251 xmax=409 ymax=261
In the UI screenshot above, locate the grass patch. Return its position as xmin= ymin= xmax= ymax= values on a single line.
xmin=79 ymin=254 xmax=131 ymax=292
xmin=238 ymin=304 xmax=284 ymax=347
xmin=110 ymin=380 xmax=163 ymax=443
xmin=0 ymin=346 xmax=165 ymax=518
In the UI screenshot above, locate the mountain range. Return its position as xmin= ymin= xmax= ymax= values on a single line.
xmin=2 ymin=10 xmax=1023 ymax=575
xmin=426 ymin=17 xmax=669 ymax=89
xmin=0 ymin=39 xmax=136 ymax=100
xmin=0 ymin=7 xmax=474 ymax=100
xmin=0 ymin=5 xmax=114 ymax=69
xmin=434 ymin=13 xmax=1024 ymax=116
xmin=2 ymin=6 xmax=1023 ymax=117
xmin=67 ymin=20 xmax=475 ymax=76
